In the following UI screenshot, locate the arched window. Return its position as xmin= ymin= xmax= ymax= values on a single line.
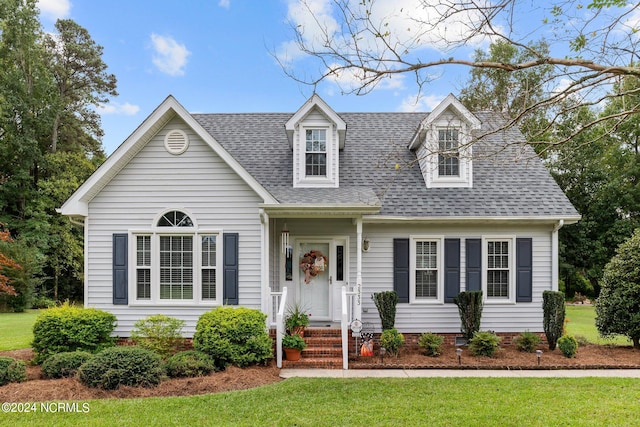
xmin=132 ymin=210 xmax=220 ymax=305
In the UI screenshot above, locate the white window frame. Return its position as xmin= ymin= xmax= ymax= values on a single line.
xmin=409 ymin=236 xmax=444 ymax=304
xmin=424 ymin=124 xmax=473 ymax=188
xmin=482 ymin=236 xmax=516 ymax=304
xmin=128 ymin=212 xmax=223 ymax=306
xmin=295 ymin=124 xmax=337 ymax=187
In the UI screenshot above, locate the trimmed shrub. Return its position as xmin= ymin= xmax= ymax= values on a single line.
xmin=514 ymin=331 xmax=542 ymax=353
xmin=78 ymin=346 xmax=164 ymax=389
xmin=130 ymin=314 xmax=185 ymax=358
xmin=379 ymin=328 xmax=405 ymax=357
xmin=0 ymin=357 xmax=27 ymax=386
xmin=193 ymin=307 xmax=273 ymax=369
xmin=165 ymin=350 xmax=217 ymax=378
xmin=418 ymin=332 xmax=444 ymax=357
xmin=41 ymin=351 xmax=93 ymax=379
xmin=558 ymin=335 xmax=579 ymax=358
xmin=32 ymin=302 xmax=117 ymax=363
xmin=453 ymin=291 xmax=484 ymax=341
xmin=373 ymin=291 xmax=398 ymax=330
xmin=469 ymin=331 xmax=502 ymax=357
xmin=543 ymin=290 xmax=565 ymax=350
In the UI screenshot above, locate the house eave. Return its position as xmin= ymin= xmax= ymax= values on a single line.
xmin=260 ymin=203 xmax=380 ymax=218
xmin=362 ymin=215 xmax=582 ymax=225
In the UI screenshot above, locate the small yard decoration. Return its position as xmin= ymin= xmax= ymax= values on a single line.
xmin=360 ymin=331 xmax=374 ymax=356
xmin=300 ymin=249 xmax=327 ymax=283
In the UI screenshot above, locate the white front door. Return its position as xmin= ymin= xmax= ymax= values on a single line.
xmin=295 ymin=238 xmax=348 ymax=322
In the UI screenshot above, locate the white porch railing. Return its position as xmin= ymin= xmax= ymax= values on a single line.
xmin=268 ymin=287 xmax=283 ymax=328
xmin=274 ymin=286 xmax=288 ymax=368
xmin=341 ymin=285 xmax=358 ymax=369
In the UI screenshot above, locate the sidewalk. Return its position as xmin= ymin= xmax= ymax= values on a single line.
xmin=280 ymin=368 xmax=640 ymax=378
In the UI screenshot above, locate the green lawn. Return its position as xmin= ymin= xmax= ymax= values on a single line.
xmin=0 ymin=310 xmax=41 ymax=351
xmin=2 ymin=377 xmax=640 ymax=426
xmin=565 ymin=305 xmax=631 ymax=346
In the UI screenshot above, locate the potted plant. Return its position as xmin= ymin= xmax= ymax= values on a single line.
xmin=282 ymin=335 xmax=307 ymax=361
xmin=285 ymin=303 xmax=310 ymax=337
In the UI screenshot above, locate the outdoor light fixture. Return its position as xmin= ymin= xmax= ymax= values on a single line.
xmin=362 ymin=238 xmax=370 ymax=252
xmin=281 ymin=223 xmax=290 ymax=255
xmin=536 ymin=349 xmax=543 ymax=366
xmin=380 ymin=346 xmax=386 ymax=363
xmin=456 ymin=347 xmax=462 ymax=365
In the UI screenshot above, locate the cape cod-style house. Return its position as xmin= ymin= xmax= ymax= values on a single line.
xmin=59 ymin=93 xmax=580 ymax=368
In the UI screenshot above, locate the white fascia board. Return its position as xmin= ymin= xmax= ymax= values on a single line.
xmin=362 ymin=215 xmax=582 ymax=225
xmin=59 ymin=95 xmax=277 ymax=217
xmin=260 ymin=203 xmax=380 ymax=218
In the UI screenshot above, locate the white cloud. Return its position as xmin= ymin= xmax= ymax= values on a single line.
xmin=150 ymin=34 xmax=191 ymax=76
xmin=218 ymin=0 xmax=230 ymax=9
xmin=37 ymin=0 xmax=71 ymax=20
xmin=398 ymin=93 xmax=446 ymax=112
xmin=97 ymin=102 xmax=140 ymax=116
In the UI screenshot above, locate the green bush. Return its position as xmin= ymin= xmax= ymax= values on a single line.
xmin=543 ymin=291 xmax=565 ymax=350
xmin=130 ymin=314 xmax=185 ymax=358
xmin=78 ymin=346 xmax=164 ymax=389
xmin=453 ymin=291 xmax=484 ymax=341
xmin=595 ymin=229 xmax=640 ymax=349
xmin=514 ymin=331 xmax=542 ymax=353
xmin=469 ymin=331 xmax=502 ymax=357
xmin=379 ymin=328 xmax=405 ymax=357
xmin=32 ymin=302 xmax=117 ymax=363
xmin=31 ymin=294 xmax=57 ymax=309
xmin=558 ymin=335 xmax=579 ymax=358
xmin=41 ymin=351 xmax=93 ymax=379
xmin=165 ymin=350 xmax=217 ymax=378
xmin=0 ymin=357 xmax=27 ymax=386
xmin=193 ymin=307 xmax=273 ymax=369
xmin=282 ymin=334 xmax=307 ymax=350
xmin=373 ymin=291 xmax=398 ymax=330
xmin=418 ymin=332 xmax=444 ymax=357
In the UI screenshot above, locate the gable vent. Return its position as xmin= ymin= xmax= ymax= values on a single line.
xmin=164 ymin=129 xmax=189 ymax=155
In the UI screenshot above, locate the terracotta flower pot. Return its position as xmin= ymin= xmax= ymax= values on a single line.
xmin=284 ymin=347 xmax=302 ymax=361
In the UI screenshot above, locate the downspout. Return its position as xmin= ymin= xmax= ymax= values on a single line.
xmin=551 ymin=220 xmax=564 ymax=292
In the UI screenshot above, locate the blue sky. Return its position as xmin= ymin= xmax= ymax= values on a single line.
xmin=35 ymin=0 xmax=638 ymax=155
xmin=35 ymin=0 xmax=482 ymax=154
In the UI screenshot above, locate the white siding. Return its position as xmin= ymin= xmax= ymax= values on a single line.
xmin=86 ymin=117 xmax=263 ymax=336
xmin=360 ymin=223 xmax=553 ymax=333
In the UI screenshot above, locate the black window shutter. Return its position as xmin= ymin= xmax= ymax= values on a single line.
xmin=466 ymin=238 xmax=482 ymax=292
xmin=393 ymin=238 xmax=410 ymax=303
xmin=112 ymin=233 xmax=128 ymax=305
xmin=516 ymin=238 xmax=533 ymax=302
xmin=223 ymin=233 xmax=239 ymax=305
xmin=444 ymin=239 xmax=460 ymax=303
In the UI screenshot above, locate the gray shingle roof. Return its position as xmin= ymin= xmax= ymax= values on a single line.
xmin=193 ymin=111 xmax=579 ymax=218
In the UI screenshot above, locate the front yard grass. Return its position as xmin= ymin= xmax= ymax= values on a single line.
xmin=0 ymin=310 xmax=41 ymax=351
xmin=3 ymin=377 xmax=640 ymax=426
xmin=566 ymin=305 xmax=631 ymax=346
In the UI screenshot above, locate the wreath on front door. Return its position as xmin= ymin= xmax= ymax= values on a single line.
xmin=300 ymin=250 xmax=328 ymax=284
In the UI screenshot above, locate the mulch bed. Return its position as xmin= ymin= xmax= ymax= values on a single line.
xmin=1 ymin=344 xmax=639 ymax=402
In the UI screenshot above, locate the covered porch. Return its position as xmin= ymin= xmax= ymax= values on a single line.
xmin=259 ymin=200 xmax=380 ymax=369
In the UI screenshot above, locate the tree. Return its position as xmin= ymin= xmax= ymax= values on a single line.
xmin=595 ymin=229 xmax=640 ymax=348
xmin=459 ymin=40 xmax=553 ymax=141
xmin=283 ymin=0 xmax=640 ymax=145
xmin=0 ymin=224 xmax=20 ymax=296
xmin=44 ymin=19 xmax=117 ymax=155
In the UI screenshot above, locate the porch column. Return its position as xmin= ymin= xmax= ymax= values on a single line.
xmin=355 ymin=217 xmax=363 ymax=321
xmin=260 ymin=209 xmax=270 ymax=316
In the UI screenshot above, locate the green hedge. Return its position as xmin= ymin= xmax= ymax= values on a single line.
xmin=0 ymin=356 xmax=27 ymax=386
xmin=165 ymin=350 xmax=217 ymax=378
xmin=193 ymin=307 xmax=273 ymax=369
xmin=41 ymin=351 xmax=93 ymax=379
xmin=130 ymin=314 xmax=185 ymax=358
xmin=78 ymin=346 xmax=164 ymax=390
xmin=32 ymin=303 xmax=117 ymax=363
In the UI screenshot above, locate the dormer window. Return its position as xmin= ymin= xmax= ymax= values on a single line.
xmin=286 ymin=95 xmax=346 ymax=188
xmin=438 ymin=128 xmax=460 ymax=177
xmin=408 ymin=94 xmax=481 ymax=189
xmin=305 ymin=129 xmax=327 ymax=177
